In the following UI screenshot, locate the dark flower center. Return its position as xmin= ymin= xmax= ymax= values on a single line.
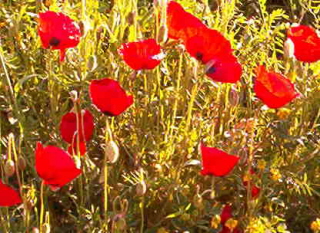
xmin=206 ymin=66 xmax=216 ymax=74
xmin=49 ymin=37 xmax=60 ymax=46
xmin=196 ymin=52 xmax=203 ymax=61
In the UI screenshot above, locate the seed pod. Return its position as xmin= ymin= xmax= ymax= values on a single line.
xmin=105 ymin=141 xmax=119 ymax=163
xmin=18 ymin=156 xmax=27 ymax=171
xmin=126 ymin=12 xmax=135 ymax=26
xmin=32 ymin=228 xmax=40 ymax=233
xmin=136 ymin=181 xmax=147 ymax=196
xmin=113 ymin=214 xmax=126 ymax=230
xmin=157 ymin=25 xmax=168 ymax=44
xmin=4 ymin=159 xmax=15 ymax=177
xmin=228 ymin=88 xmax=240 ymax=106
xmin=284 ymin=38 xmax=295 ymax=59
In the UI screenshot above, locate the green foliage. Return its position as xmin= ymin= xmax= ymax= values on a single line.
xmin=0 ymin=0 xmax=319 ymax=232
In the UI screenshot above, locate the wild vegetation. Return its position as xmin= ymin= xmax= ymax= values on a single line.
xmin=0 ymin=0 xmax=319 ymax=232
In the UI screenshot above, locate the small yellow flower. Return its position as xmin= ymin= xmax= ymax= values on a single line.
xmin=257 ymin=160 xmax=266 ymax=170
xmin=225 ymin=218 xmax=238 ymax=230
xmin=311 ymin=218 xmax=320 ymax=232
xmin=210 ymin=215 xmax=221 ymax=229
xmin=270 ymin=168 xmax=281 ymax=181
xmin=277 ymin=108 xmax=291 ymax=119
xmin=157 ymin=227 xmax=169 ymax=233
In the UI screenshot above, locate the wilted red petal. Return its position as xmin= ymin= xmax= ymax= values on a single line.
xmin=167 ymin=1 xmax=206 ymax=41
xmin=185 ymin=27 xmax=232 ymax=64
xmin=89 ymin=78 xmax=133 ymax=116
xmin=220 ymin=205 xmax=233 ymax=224
xmin=200 ymin=144 xmax=239 ymax=176
xmin=0 ymin=180 xmax=22 ymax=207
xmin=205 ymin=54 xmax=242 ymax=83
xmin=38 ymin=11 xmax=81 ymax=61
xmin=68 ymin=141 xmax=87 ymax=156
xmin=287 ymin=25 xmax=320 ymax=63
xmin=254 ymin=65 xmax=299 ymax=108
xmin=118 ymin=39 xmax=162 ymax=70
xmin=35 ymin=142 xmax=82 ymax=188
xmin=59 ymin=110 xmax=94 ymax=144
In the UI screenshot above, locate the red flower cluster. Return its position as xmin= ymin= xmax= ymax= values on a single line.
xmin=35 ymin=142 xmax=82 ymax=190
xmin=200 ymin=144 xmax=239 ymax=177
xmin=254 ymin=65 xmax=299 ymax=108
xmin=119 ymin=39 xmax=163 ymax=70
xmin=60 ymin=110 xmax=95 ymax=156
xmin=0 ymin=180 xmax=22 ymax=207
xmin=287 ymin=25 xmax=320 ymax=63
xmin=89 ymin=78 xmax=133 ymax=116
xmin=219 ymin=205 xmax=242 ymax=233
xmin=38 ymin=11 xmax=81 ymax=61
xmin=167 ymin=1 xmax=242 ymax=83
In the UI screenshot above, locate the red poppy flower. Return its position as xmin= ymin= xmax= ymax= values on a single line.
xmin=254 ymin=65 xmax=299 ymax=108
xmin=59 ymin=110 xmax=94 ymax=144
xmin=167 ymin=1 xmax=206 ymax=41
xmin=205 ymin=54 xmax=242 ymax=83
xmin=68 ymin=141 xmax=87 ymax=156
xmin=0 ymin=180 xmax=22 ymax=207
xmin=38 ymin=11 xmax=81 ymax=61
xmin=89 ymin=78 xmax=133 ymax=116
xmin=35 ymin=142 xmax=82 ymax=190
xmin=287 ymin=25 xmax=320 ymax=63
xmin=184 ymin=27 xmax=232 ymax=63
xmin=200 ymin=144 xmax=239 ymax=176
xmin=118 ymin=39 xmax=162 ymax=70
xmin=184 ymin=27 xmax=241 ymax=83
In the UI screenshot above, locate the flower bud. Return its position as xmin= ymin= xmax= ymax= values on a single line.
xmin=284 ymin=38 xmax=295 ymax=59
xmin=228 ymin=88 xmax=240 ymax=106
xmin=210 ymin=214 xmax=221 ymax=229
xmin=18 ymin=156 xmax=27 ymax=171
xmin=136 ymin=181 xmax=147 ymax=196
xmin=4 ymin=159 xmax=15 ymax=177
xmin=105 ymin=141 xmax=119 ymax=163
xmin=157 ymin=25 xmax=168 ymax=44
xmin=113 ymin=214 xmax=126 ymax=230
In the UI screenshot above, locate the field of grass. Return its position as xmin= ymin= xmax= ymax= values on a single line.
xmin=0 ymin=0 xmax=320 ymax=232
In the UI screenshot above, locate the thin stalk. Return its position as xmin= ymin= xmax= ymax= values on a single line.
xmin=39 ymin=181 xmax=45 ymax=232
xmin=140 ymin=196 xmax=144 ymax=233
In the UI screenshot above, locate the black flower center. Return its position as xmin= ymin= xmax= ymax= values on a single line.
xmin=196 ymin=52 xmax=203 ymax=61
xmin=206 ymin=66 xmax=216 ymax=74
xmin=49 ymin=37 xmax=60 ymax=46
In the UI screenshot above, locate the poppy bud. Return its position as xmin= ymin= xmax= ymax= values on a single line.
xmin=41 ymin=223 xmax=50 ymax=233
xmin=228 ymin=88 xmax=240 ymax=106
xmin=105 ymin=141 xmax=119 ymax=163
xmin=136 ymin=181 xmax=147 ymax=196
xmin=284 ymin=39 xmax=295 ymax=59
xmin=193 ymin=194 xmax=204 ymax=209
xmin=69 ymin=90 xmax=78 ymax=102
xmin=4 ymin=159 xmax=15 ymax=177
xmin=32 ymin=228 xmax=40 ymax=233
xmin=126 ymin=12 xmax=135 ymax=26
xmin=113 ymin=214 xmax=126 ymax=230
xmin=157 ymin=25 xmax=168 ymax=44
xmin=17 ymin=156 xmax=27 ymax=171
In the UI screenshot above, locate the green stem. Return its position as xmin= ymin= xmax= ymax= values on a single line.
xmin=39 ymin=181 xmax=45 ymax=232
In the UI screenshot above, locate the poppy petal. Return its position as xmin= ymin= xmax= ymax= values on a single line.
xmin=0 ymin=180 xmax=22 ymax=207
xmin=220 ymin=205 xmax=233 ymax=224
xmin=118 ymin=39 xmax=162 ymax=70
xmin=60 ymin=110 xmax=94 ymax=144
xmin=68 ymin=141 xmax=87 ymax=156
xmin=200 ymin=144 xmax=239 ymax=177
xmin=35 ymin=142 xmax=82 ymax=188
xmin=38 ymin=11 xmax=81 ymax=61
xmin=254 ymin=65 xmax=299 ymax=108
xmin=89 ymin=78 xmax=133 ymax=116
xmin=287 ymin=25 xmax=320 ymax=63
xmin=185 ymin=27 xmax=232 ymax=64
xmin=205 ymin=54 xmax=242 ymax=83
xmin=167 ymin=1 xmax=206 ymax=41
